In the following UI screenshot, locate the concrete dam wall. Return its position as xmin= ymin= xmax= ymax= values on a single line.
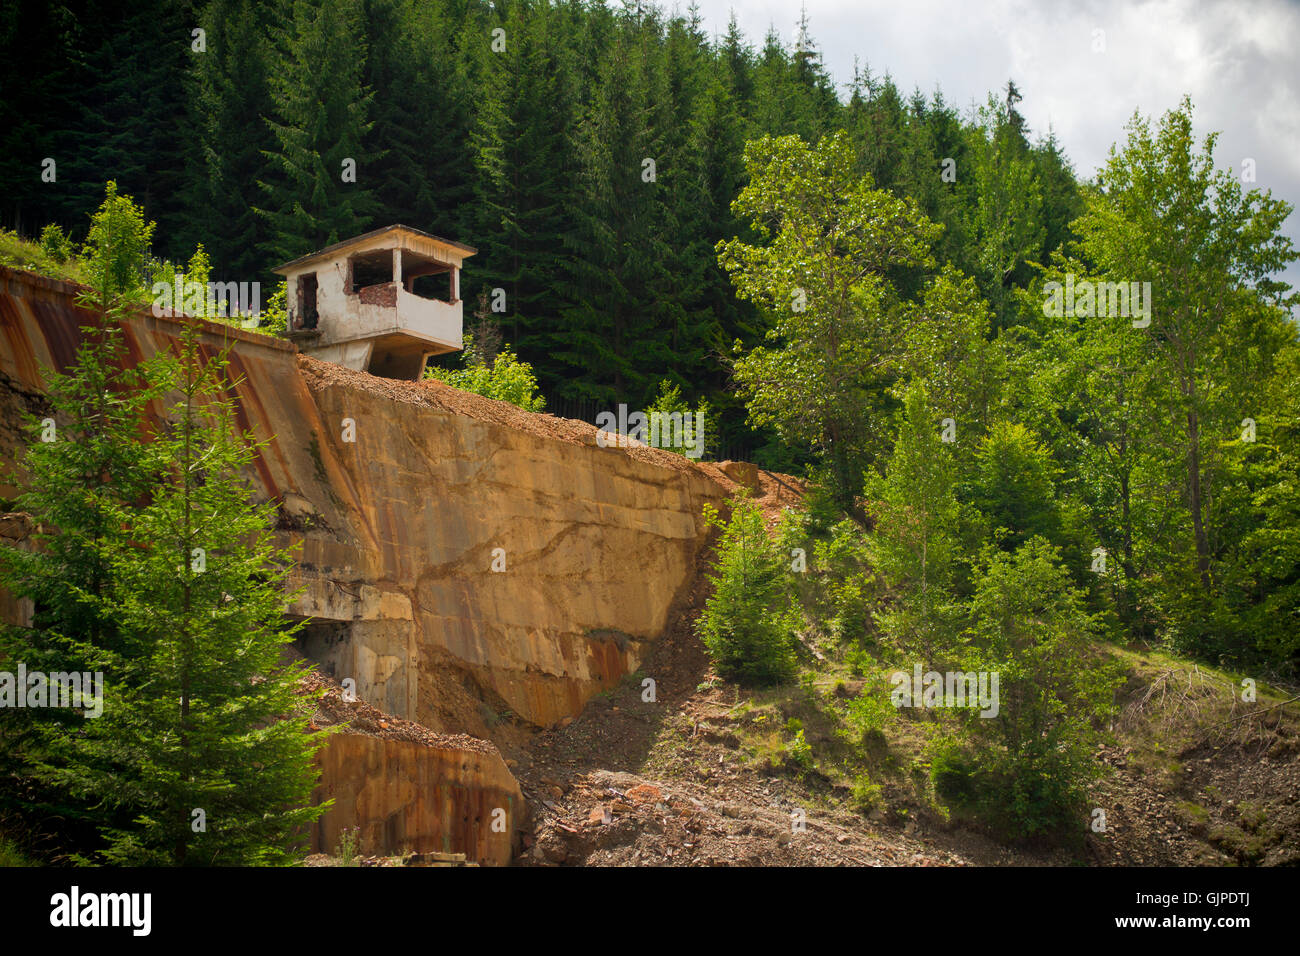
xmin=0 ymin=266 xmax=737 ymax=862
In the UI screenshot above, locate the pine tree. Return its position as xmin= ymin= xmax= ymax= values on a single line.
xmin=0 ymin=0 xmax=82 ymax=234
xmin=957 ymin=538 xmax=1123 ymax=834
xmin=696 ymin=493 xmax=799 ymax=686
xmin=557 ymin=20 xmax=674 ymax=403
xmin=0 ymin=184 xmax=165 ymax=852
xmin=258 ymin=0 xmax=379 ymax=263
xmin=362 ymin=0 xmax=474 ymax=236
xmin=88 ymin=310 xmax=327 ymax=866
xmin=1033 ymin=127 xmax=1082 ymax=262
xmin=467 ymin=0 xmax=581 ymax=385
xmin=962 ymin=89 xmax=1045 ymax=330
xmin=1 ymin=184 xmax=327 ymax=865
xmin=184 ymin=0 xmax=280 ymax=279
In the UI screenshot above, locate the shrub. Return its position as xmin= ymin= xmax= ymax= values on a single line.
xmin=847 ymin=687 xmax=895 ymax=737
xmin=926 ymin=734 xmax=981 ymax=808
xmin=944 ymin=538 xmax=1125 ymax=835
xmin=81 ymin=181 xmax=153 ymax=299
xmin=647 ymin=379 xmax=711 ymax=459
xmin=39 ymin=224 xmax=73 ymax=264
xmin=425 ymin=333 xmax=546 ymax=412
xmin=696 ymin=494 xmax=799 ymax=686
xmin=850 ymin=773 xmax=884 ymax=812
xmin=786 ymin=728 xmax=813 ymax=769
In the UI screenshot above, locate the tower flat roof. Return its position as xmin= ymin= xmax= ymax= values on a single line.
xmin=272 ymin=225 xmax=477 ymax=275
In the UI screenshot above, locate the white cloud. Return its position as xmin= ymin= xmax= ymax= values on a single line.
xmin=679 ymin=0 xmax=1300 ymax=295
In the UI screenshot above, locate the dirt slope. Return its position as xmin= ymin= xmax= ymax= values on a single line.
xmin=504 ymin=474 xmax=1300 ymax=868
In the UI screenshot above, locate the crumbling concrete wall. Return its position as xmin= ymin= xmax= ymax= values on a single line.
xmin=311 ymin=733 xmax=522 ymax=865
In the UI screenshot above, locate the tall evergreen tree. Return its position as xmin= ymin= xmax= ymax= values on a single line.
xmin=467 ymin=0 xmax=581 ymax=382
xmin=257 ymin=0 xmax=379 ymax=263
xmin=557 ymin=19 xmax=674 ymax=403
xmin=185 ymin=0 xmax=280 ymax=278
xmin=1 ymin=185 xmax=327 ymax=865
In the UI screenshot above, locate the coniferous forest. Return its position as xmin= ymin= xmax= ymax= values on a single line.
xmin=1 ymin=0 xmax=1092 ymax=445
xmin=1 ymin=0 xmax=1299 ymax=882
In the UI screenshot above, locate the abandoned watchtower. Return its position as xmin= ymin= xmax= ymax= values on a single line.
xmin=273 ymin=225 xmax=477 ymax=380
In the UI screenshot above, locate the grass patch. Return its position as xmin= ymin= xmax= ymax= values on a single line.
xmin=0 ymin=229 xmax=87 ymax=285
xmin=0 ymin=834 xmax=35 ymax=867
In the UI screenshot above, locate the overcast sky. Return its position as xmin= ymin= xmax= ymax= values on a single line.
xmin=677 ymin=0 xmax=1300 ymax=301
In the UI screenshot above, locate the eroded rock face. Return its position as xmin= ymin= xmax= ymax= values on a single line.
xmin=296 ymin=363 xmax=729 ymax=733
xmin=0 ymin=267 xmax=733 ymax=739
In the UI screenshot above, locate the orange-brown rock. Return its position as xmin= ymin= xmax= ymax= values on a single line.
xmin=0 ymin=266 xmax=737 ymax=736
xmin=312 ymin=732 xmax=521 ymax=865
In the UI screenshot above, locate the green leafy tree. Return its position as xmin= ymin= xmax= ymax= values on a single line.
xmin=81 ymin=180 xmax=153 ymax=300
xmin=1218 ymin=344 xmax=1300 ymax=672
xmin=1072 ymin=98 xmax=1298 ymax=595
xmin=1021 ymin=261 xmax=1165 ymax=629
xmin=866 ymin=384 xmax=961 ymax=668
xmin=901 ymin=265 xmax=1004 ymax=440
xmin=718 ymin=131 xmax=941 ymax=509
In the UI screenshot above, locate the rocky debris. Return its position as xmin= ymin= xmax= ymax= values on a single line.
xmin=301 ymin=851 xmax=477 ymax=867
xmin=1086 ymin=733 xmax=1300 ymax=866
xmin=299 ymin=354 xmax=733 ymax=485
xmin=296 ymin=356 xmax=808 ymax=515
xmin=0 ymin=511 xmax=34 ymax=542
xmin=522 ymin=769 xmax=967 ymax=867
xmin=299 ymin=669 xmax=499 ymax=756
xmin=512 ymin=575 xmax=1300 ymax=867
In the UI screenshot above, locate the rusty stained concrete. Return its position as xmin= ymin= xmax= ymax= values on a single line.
xmin=0 ymin=265 xmax=731 ymax=733
xmin=312 ymin=733 xmax=522 ymax=866
xmin=0 ymin=266 xmax=736 ymax=860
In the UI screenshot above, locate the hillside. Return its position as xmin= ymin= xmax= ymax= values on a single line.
xmin=3 ymin=259 xmax=1299 ymax=868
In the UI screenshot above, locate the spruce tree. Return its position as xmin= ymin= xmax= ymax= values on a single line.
xmin=1 ymin=184 xmax=328 ymax=865
xmin=258 ymin=0 xmax=379 ymax=262
xmin=0 ymin=184 xmax=165 ymax=852
xmin=185 ymin=0 xmax=280 ymax=279
xmin=88 ymin=311 xmax=327 ymax=866
xmin=467 ymin=0 xmax=581 ymax=383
